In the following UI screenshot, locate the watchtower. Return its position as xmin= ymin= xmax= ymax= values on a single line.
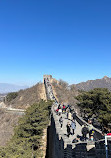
xmin=43 ymin=75 xmax=52 ymax=83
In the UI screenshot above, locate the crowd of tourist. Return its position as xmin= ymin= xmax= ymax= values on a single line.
xmin=54 ymin=102 xmax=97 ymax=142
xmin=44 ymin=77 xmax=111 ymax=144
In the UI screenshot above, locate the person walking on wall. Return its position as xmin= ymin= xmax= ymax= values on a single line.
xmin=66 ymin=108 xmax=69 ymax=119
xmin=71 ymin=120 xmax=76 ymax=135
xmin=59 ymin=116 xmax=63 ymax=128
xmin=62 ymin=105 xmax=66 ymax=113
xmin=90 ymin=129 xmax=95 ymax=141
xmin=72 ymin=112 xmax=76 ymax=120
xmin=81 ymin=124 xmax=89 ymax=141
xmin=68 ymin=112 xmax=72 ymax=120
xmin=88 ymin=120 xmax=94 ymax=139
xmin=58 ymin=108 xmax=62 ymax=116
xmin=66 ymin=122 xmax=71 ymax=137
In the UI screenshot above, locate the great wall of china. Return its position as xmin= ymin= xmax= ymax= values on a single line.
xmin=44 ymin=75 xmax=111 ymax=158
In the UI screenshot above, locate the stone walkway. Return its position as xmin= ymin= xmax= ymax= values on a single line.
xmin=54 ymin=109 xmax=86 ymax=143
xmin=44 ymin=77 xmax=94 ymax=145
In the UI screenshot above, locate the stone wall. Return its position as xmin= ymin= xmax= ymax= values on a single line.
xmin=44 ymin=75 xmax=111 ymax=158
xmin=47 ymin=109 xmax=111 ymax=158
xmin=39 ymin=83 xmax=47 ymax=101
xmin=47 ymin=109 xmax=91 ymax=158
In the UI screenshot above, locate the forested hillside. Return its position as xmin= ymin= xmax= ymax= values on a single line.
xmin=76 ymin=88 xmax=111 ymax=126
xmin=0 ymin=82 xmax=46 ymax=148
xmin=0 ymin=100 xmax=52 ymax=158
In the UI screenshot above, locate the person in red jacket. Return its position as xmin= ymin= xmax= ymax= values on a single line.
xmin=107 ymin=133 xmax=111 ymax=136
xmin=107 ymin=128 xmax=111 ymax=136
xmin=62 ymin=105 xmax=66 ymax=113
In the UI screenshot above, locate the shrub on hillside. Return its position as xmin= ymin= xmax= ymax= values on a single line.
xmin=76 ymin=88 xmax=111 ymax=126
xmin=6 ymin=92 xmax=18 ymax=102
xmin=0 ymin=100 xmax=53 ymax=158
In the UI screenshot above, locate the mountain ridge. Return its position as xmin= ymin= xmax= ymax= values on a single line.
xmin=75 ymin=76 xmax=111 ymax=91
xmin=1 ymin=75 xmax=111 ymax=94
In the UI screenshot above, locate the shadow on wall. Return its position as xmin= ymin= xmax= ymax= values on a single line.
xmin=45 ymin=116 xmax=55 ymax=158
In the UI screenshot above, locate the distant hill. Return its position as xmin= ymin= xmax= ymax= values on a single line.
xmin=0 ymin=83 xmax=28 ymax=93
xmin=75 ymin=76 xmax=111 ymax=91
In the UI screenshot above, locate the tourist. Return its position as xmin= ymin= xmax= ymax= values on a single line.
xmin=67 ymin=104 xmax=70 ymax=109
xmin=56 ymin=108 xmax=59 ymax=114
xmin=66 ymin=108 xmax=69 ymax=119
xmin=58 ymin=108 xmax=62 ymax=116
xmin=62 ymin=105 xmax=66 ymax=113
xmin=66 ymin=122 xmax=71 ymax=137
xmin=68 ymin=112 xmax=72 ymax=120
xmin=90 ymin=129 xmax=95 ymax=141
xmin=71 ymin=120 xmax=76 ymax=135
xmin=88 ymin=120 xmax=94 ymax=138
xmin=81 ymin=124 xmax=89 ymax=141
xmin=72 ymin=112 xmax=76 ymax=120
xmin=59 ymin=116 xmax=63 ymax=128
xmin=57 ymin=103 xmax=60 ymax=108
xmin=102 ymin=127 xmax=108 ymax=135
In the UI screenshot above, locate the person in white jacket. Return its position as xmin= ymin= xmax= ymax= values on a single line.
xmin=68 ymin=112 xmax=72 ymax=120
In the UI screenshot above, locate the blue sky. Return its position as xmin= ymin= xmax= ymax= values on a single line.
xmin=0 ymin=0 xmax=111 ymax=86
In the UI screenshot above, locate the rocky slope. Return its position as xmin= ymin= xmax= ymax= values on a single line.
xmin=0 ymin=109 xmax=21 ymax=146
xmin=51 ymin=79 xmax=79 ymax=112
xmin=5 ymin=82 xmax=46 ymax=109
xmin=51 ymin=76 xmax=111 ymax=113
